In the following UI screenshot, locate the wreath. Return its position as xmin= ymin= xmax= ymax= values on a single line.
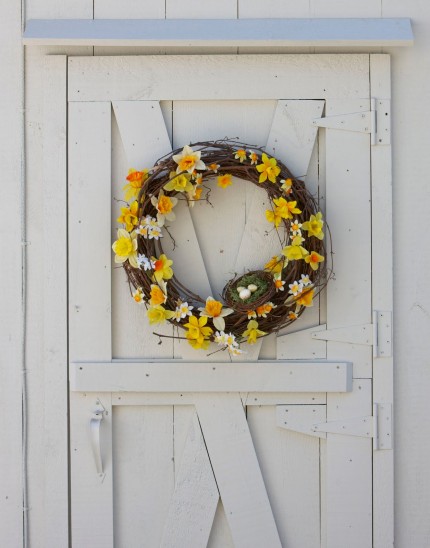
xmin=112 ymin=140 xmax=328 ymax=355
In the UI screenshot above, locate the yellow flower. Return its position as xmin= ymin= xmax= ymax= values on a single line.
xmin=242 ymin=320 xmax=266 ymax=345
xmin=151 ymin=190 xmax=178 ymax=226
xmin=184 ymin=315 xmax=213 ymax=349
xmin=256 ymin=302 xmax=276 ymax=318
xmin=198 ymin=297 xmax=233 ymax=331
xmin=265 ymin=197 xmax=302 ymax=227
xmin=152 ymin=254 xmax=173 ymax=282
xmin=248 ymin=151 xmax=258 ymax=165
xmin=173 ymin=145 xmax=206 ymax=174
xmin=264 ymin=255 xmax=286 ymax=274
xmin=208 ymin=163 xmax=220 ymax=173
xmin=123 ymin=168 xmax=148 ymax=201
xmin=117 ymin=201 xmax=139 ymax=232
xmin=112 ymin=229 xmax=138 ymax=268
xmin=282 ymin=244 xmax=308 ymax=261
xmin=147 ymin=305 xmax=175 ymax=325
xmin=302 ymin=212 xmax=324 ymax=240
xmin=295 ymin=289 xmax=314 ymax=307
xmin=280 ymin=178 xmax=293 ymax=194
xmin=234 ymin=149 xmax=247 ymax=163
xmin=217 ymin=174 xmax=233 ymax=188
xmin=305 ymin=251 xmax=325 ymax=271
xmin=288 ymin=311 xmax=298 ymax=320
xmin=149 ymin=282 xmax=167 ymax=306
xmin=256 ymin=153 xmax=281 ymax=183
xmin=164 ymin=171 xmax=194 ymax=193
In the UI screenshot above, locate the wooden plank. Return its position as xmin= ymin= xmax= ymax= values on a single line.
xmin=70 ymin=361 xmax=352 ymax=393
xmin=0 ymin=0 xmax=23 ymax=543
xmin=112 ymin=405 xmax=173 ymax=547
xmin=277 ymin=325 xmax=327 ymax=359
xmin=161 ymin=413 xmax=219 ymax=547
xmin=196 ymin=393 xmax=281 ymax=548
xmin=95 ymin=0 xmax=165 ymax=18
xmin=249 ymin=405 xmax=323 ymax=546
xmin=69 ymin=102 xmax=112 ymax=362
xmin=68 ymin=54 xmax=371 ymax=102
xmin=42 ymin=54 xmax=68 ymax=547
xmin=166 ymin=0 xmax=237 ymax=18
xmin=70 ymin=392 xmax=114 ymax=547
xmin=325 ymin=379 xmax=372 ymax=548
xmin=23 ymin=18 xmax=414 ymax=47
xmin=370 ymin=53 xmax=394 ymax=548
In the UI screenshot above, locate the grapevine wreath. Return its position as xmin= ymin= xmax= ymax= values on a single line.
xmin=112 ymin=140 xmax=329 ymax=356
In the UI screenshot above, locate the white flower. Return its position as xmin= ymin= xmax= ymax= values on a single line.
xmin=300 ymin=274 xmax=312 ymax=286
xmin=290 ymin=219 xmax=302 ymax=237
xmin=137 ymin=254 xmax=155 ymax=271
xmin=142 ymin=215 xmax=158 ymax=228
xmin=132 ymin=288 xmax=144 ymax=304
xmin=288 ymin=281 xmax=304 ymax=296
xmin=173 ymin=145 xmax=206 ymax=174
xmin=214 ymin=331 xmax=228 ymax=346
xmin=148 ymin=226 xmax=163 ymax=240
xmin=229 ymin=347 xmax=245 ymax=357
xmin=198 ymin=297 xmax=233 ymax=332
xmin=174 ymin=301 xmax=194 ymax=321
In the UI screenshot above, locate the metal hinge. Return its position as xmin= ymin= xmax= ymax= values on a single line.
xmin=313 ymin=98 xmax=390 ymax=145
xmin=276 ymin=403 xmax=392 ymax=450
xmin=310 ymin=310 xmax=392 ymax=358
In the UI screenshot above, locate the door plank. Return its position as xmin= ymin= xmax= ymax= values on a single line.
xmin=195 ymin=394 xmax=282 ymax=548
xmin=161 ymin=413 xmax=219 ymax=548
xmin=70 ymin=393 xmax=114 ymax=547
xmin=69 ymin=101 xmax=112 ymax=362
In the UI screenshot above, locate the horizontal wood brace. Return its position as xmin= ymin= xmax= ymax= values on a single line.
xmin=70 ymin=361 xmax=352 ymax=393
xmin=23 ymin=18 xmax=413 ymax=47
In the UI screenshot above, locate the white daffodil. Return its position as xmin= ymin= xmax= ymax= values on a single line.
xmin=288 ymin=281 xmax=304 ymax=296
xmin=150 ymin=190 xmax=178 ymax=227
xmin=300 ymin=274 xmax=312 ymax=286
xmin=148 ymin=226 xmax=163 ymax=240
xmin=173 ymin=145 xmax=206 ymax=174
xmin=198 ymin=297 xmax=233 ymax=331
xmin=137 ymin=254 xmax=155 ymax=271
xmin=174 ymin=301 xmax=194 ymax=321
xmin=214 ymin=331 xmax=228 ymax=346
xmin=132 ymin=288 xmax=145 ymax=304
xmin=229 ymin=347 xmax=245 ymax=357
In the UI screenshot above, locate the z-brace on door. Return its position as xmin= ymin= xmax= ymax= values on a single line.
xmin=61 ymin=54 xmax=393 ymax=548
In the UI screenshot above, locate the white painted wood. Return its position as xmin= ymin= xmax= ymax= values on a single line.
xmin=70 ymin=392 xmax=114 ymax=547
xmin=70 ymin=361 xmax=353 ymax=392
xmin=370 ymin=53 xmax=394 ymax=548
xmin=67 ymin=54 xmax=371 ymax=102
xmin=0 ymin=0 xmax=23 ymax=543
xmin=23 ymin=18 xmax=414 ymax=47
xmin=42 ymin=54 xmax=68 ymax=547
xmin=249 ymin=405 xmax=323 ymax=547
xmin=277 ymin=324 xmax=327 ymax=359
xmin=166 ymin=0 xmax=237 ymax=18
xmin=196 ymin=393 xmax=281 ymax=547
xmin=312 ymin=323 xmax=374 ymax=345
xmin=112 ymin=405 xmax=173 ymax=547
xmin=69 ymin=102 xmax=112 ymax=362
xmin=161 ymin=413 xmax=219 ymax=547
xmin=95 ymin=0 xmax=165 ymax=19
xmin=325 ymin=379 xmax=373 ymax=548
xmin=276 ymin=404 xmax=326 ymax=438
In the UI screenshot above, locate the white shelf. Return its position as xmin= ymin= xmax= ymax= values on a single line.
xmin=23 ymin=18 xmax=413 ymax=47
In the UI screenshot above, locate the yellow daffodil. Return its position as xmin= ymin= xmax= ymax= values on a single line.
xmin=151 ymin=190 xmax=178 ymax=226
xmin=305 ymin=251 xmax=325 ymax=271
xmin=295 ymin=289 xmax=314 ymax=307
xmin=280 ymin=178 xmax=293 ymax=195
xmin=164 ymin=171 xmax=194 ymax=193
xmin=149 ymin=281 xmax=167 ymax=306
xmin=173 ymin=145 xmax=206 ymax=174
xmin=288 ymin=311 xmax=298 ymax=320
xmin=266 ymin=197 xmax=302 ymax=227
xmin=242 ymin=320 xmax=266 ymax=345
xmin=234 ymin=149 xmax=247 ymax=163
xmin=152 ymin=254 xmax=173 ymax=282
xmin=117 ymin=201 xmax=139 ymax=232
xmin=256 ymin=302 xmax=276 ymax=318
xmin=302 ymin=212 xmax=324 ymax=240
xmin=198 ymin=297 xmax=233 ymax=331
xmin=247 ymin=310 xmax=257 ymax=319
xmin=123 ymin=168 xmax=148 ymax=201
xmin=217 ymin=174 xmax=233 ymax=188
xmin=184 ymin=315 xmax=213 ymax=349
xmin=132 ymin=287 xmax=144 ymax=304
xmin=187 ymin=184 xmax=203 ymax=208
xmin=256 ymin=153 xmax=281 ymax=183
xmin=147 ymin=305 xmax=175 ymax=325
xmin=264 ymin=255 xmax=286 ymax=275
xmin=249 ymin=150 xmax=258 ymax=165
xmin=112 ymin=229 xmax=138 ymax=268
xmin=282 ymin=244 xmax=308 ymax=261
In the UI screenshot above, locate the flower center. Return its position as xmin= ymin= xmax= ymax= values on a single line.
xmin=179 ymin=156 xmax=196 ymax=171
xmin=158 ymin=196 xmax=173 ymax=215
xmin=206 ymin=300 xmax=222 ymax=317
xmin=154 ymin=259 xmax=163 ymax=271
xmin=116 ymin=238 xmax=133 ymax=257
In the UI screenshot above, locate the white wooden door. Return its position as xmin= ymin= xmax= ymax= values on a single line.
xmin=65 ymin=54 xmax=393 ymax=547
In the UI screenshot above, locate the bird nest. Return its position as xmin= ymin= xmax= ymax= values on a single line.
xmin=112 ymin=140 xmax=329 ymax=356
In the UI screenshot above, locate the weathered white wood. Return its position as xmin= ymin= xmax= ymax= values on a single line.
xmin=325 ymin=379 xmax=373 ymax=547
xmin=370 ymin=53 xmax=394 ymax=548
xmin=70 ymin=361 xmax=353 ymax=392
xmin=42 ymin=54 xmax=68 ymax=547
xmin=112 ymin=405 xmax=173 ymax=547
xmin=249 ymin=405 xmax=323 ymax=546
xmin=23 ymin=18 xmax=414 ymax=47
xmin=68 ymin=54 xmax=371 ymax=102
xmin=70 ymin=392 xmax=114 ymax=547
xmin=69 ymin=102 xmax=112 ymax=362
xmin=95 ymin=0 xmax=165 ymax=19
xmin=167 ymin=0 xmax=237 ymax=18
xmin=161 ymin=413 xmax=219 ymax=548
xmin=196 ymin=393 xmax=281 ymax=547
xmin=0 ymin=0 xmax=23 ymax=543
xmin=277 ymin=324 xmax=327 ymax=359
xmin=276 ymin=404 xmax=326 ymax=438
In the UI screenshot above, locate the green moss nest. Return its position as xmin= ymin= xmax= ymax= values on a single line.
xmin=228 ymin=273 xmax=270 ymax=305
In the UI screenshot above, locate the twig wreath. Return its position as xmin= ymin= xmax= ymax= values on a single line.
xmin=112 ymin=140 xmax=329 ymax=356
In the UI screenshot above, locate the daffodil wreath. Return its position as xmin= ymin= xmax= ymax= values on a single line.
xmin=112 ymin=140 xmax=328 ymax=355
